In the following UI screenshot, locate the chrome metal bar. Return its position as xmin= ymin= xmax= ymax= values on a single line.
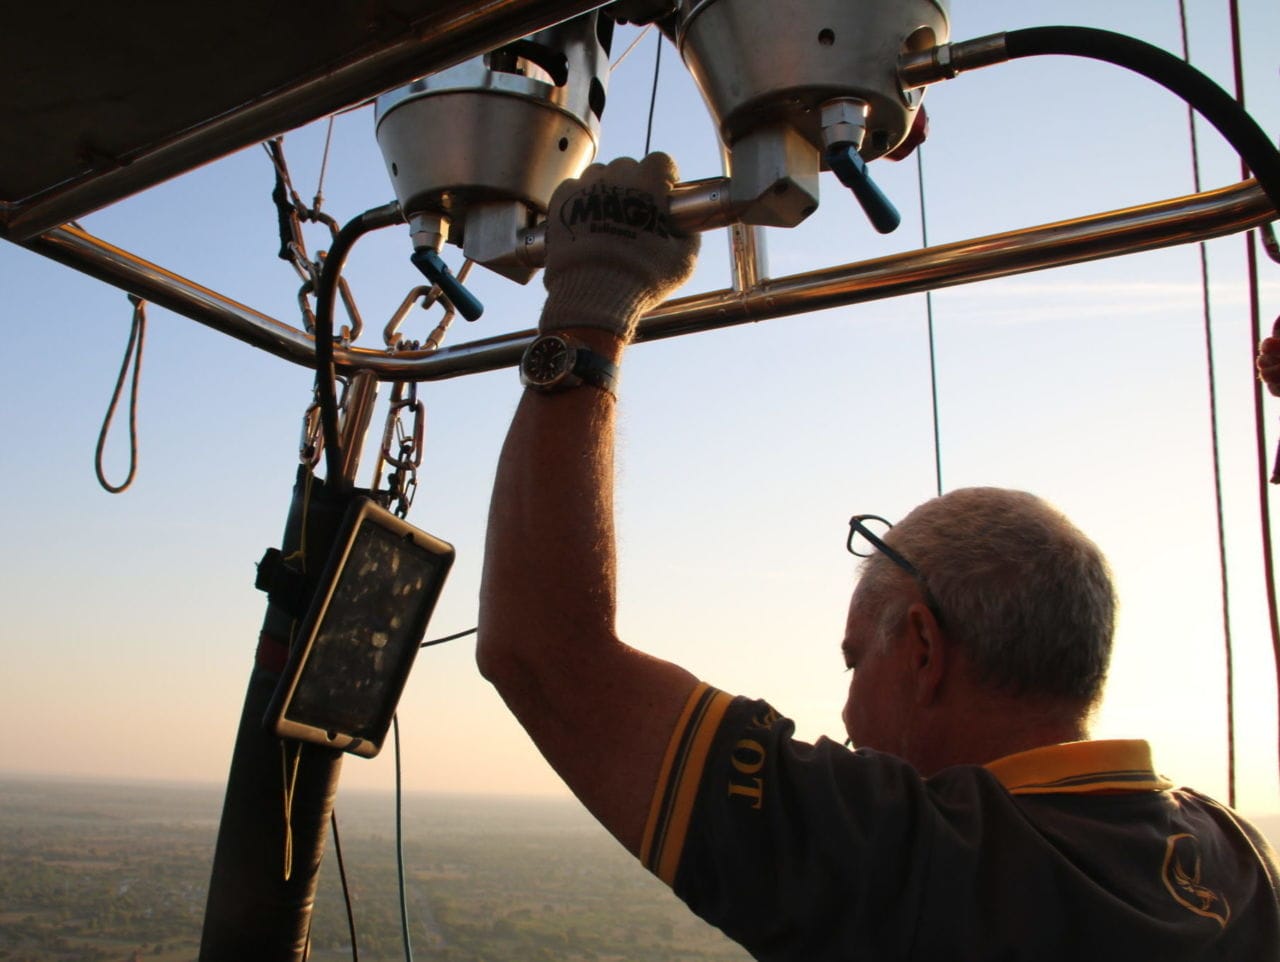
xmin=727 ymin=222 xmax=768 ymax=293
xmin=338 ymin=371 xmax=381 ymax=483
xmin=3 ymin=0 xmax=606 ymax=240
xmin=900 ymin=33 xmax=1010 ymax=89
xmin=633 ymin=180 xmax=1278 ymax=342
xmin=25 ymin=181 xmax=1276 ymax=380
xmin=27 ymin=224 xmax=319 ymax=358
xmin=667 ymin=176 xmax=743 ymax=232
xmin=718 ymin=139 xmax=767 ymax=292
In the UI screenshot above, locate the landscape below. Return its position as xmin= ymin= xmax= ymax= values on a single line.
xmin=0 ymin=776 xmax=749 ymax=962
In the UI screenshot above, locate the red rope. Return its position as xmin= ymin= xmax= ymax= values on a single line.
xmin=1178 ymin=0 xmax=1237 ymax=808
xmin=1228 ymin=0 xmax=1280 ymax=800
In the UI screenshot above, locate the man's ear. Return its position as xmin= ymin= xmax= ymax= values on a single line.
xmin=905 ymin=602 xmax=947 ymax=706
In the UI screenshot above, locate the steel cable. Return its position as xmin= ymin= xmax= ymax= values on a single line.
xmin=915 ymin=146 xmax=943 ymax=499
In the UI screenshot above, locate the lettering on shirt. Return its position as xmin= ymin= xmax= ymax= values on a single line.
xmin=726 ymin=705 xmax=780 ymax=810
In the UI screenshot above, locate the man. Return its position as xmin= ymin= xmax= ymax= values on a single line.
xmin=477 ymin=154 xmax=1280 ymax=959
xmin=1259 ymin=332 xmax=1280 ymax=395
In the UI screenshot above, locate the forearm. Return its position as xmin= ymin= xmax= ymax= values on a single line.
xmin=477 ymin=331 xmax=624 ymax=670
xmin=477 ymin=332 xmax=698 ymax=850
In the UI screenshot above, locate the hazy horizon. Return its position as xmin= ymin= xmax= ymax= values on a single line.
xmin=4 ymin=768 xmax=1278 ymax=824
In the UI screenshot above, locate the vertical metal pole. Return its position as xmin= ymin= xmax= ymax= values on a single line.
xmin=338 ymin=370 xmax=380 ymax=483
xmin=200 ymin=374 xmax=381 ymax=961
xmin=720 ymin=144 xmax=768 ymax=292
xmin=727 ymin=222 xmax=768 ymax=292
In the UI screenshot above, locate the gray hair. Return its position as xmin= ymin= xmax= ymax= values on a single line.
xmin=853 ymin=487 xmax=1115 ymax=706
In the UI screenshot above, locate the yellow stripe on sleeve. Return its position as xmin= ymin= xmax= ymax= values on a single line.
xmin=640 ymin=684 xmax=734 ymax=886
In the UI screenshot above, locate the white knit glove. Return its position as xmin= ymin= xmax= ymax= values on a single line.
xmin=540 ymin=153 xmax=699 ymax=341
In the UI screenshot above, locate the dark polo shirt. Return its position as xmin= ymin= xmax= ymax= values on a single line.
xmin=640 ymin=684 xmax=1280 ymax=961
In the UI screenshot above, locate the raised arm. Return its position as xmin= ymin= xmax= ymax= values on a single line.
xmin=476 ymin=155 xmax=702 ymax=852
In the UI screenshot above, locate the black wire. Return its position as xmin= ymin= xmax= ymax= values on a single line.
xmin=393 ymin=715 xmax=414 ymax=962
xmin=1002 ymin=27 xmax=1280 ymax=213
xmin=330 ymin=810 xmax=360 ymax=962
xmin=420 ymin=627 xmax=477 ymax=649
xmin=643 ymin=31 xmax=662 ymax=156
xmin=314 ymin=219 xmax=366 ymax=485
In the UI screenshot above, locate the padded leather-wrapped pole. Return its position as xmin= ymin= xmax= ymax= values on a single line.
xmin=200 ymin=467 xmax=356 ymax=961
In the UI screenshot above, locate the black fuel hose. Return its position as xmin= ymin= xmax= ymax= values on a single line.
xmin=1002 ymin=26 xmax=1280 ymax=213
xmin=312 ymin=202 xmax=402 ymax=487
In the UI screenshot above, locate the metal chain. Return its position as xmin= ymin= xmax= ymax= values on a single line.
xmin=378 ymin=381 xmax=425 ymax=518
xmin=265 ymin=137 xmax=363 ymax=341
xmin=383 ymin=260 xmax=476 ymax=352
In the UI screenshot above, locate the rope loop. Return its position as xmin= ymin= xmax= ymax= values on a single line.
xmin=94 ymin=294 xmax=147 ymax=494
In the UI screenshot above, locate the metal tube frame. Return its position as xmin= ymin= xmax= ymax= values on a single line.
xmin=9 ymin=0 xmax=1276 ymax=381
xmin=23 ymin=179 xmax=1277 ymax=380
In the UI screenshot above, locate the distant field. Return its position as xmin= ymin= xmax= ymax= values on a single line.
xmin=0 ymin=776 xmax=748 ymax=962
xmin=2 ymin=775 xmax=1276 ymax=962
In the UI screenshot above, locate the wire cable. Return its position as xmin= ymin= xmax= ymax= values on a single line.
xmin=1177 ymin=0 xmax=1237 ymax=807
xmin=611 ymin=24 xmax=653 ymax=70
xmin=393 ymin=714 xmax=415 ymax=962
xmin=314 ymin=116 xmax=336 ymax=212
xmin=383 ymin=627 xmax=477 ymax=961
xmin=643 ymin=30 xmax=662 ymax=156
xmin=420 ymin=626 xmax=477 ymax=649
xmin=914 ymin=145 xmax=943 ymax=499
xmin=330 ymin=810 xmax=360 ymax=962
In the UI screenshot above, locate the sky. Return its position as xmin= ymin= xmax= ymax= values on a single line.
xmin=3 ymin=0 xmax=1280 ymax=820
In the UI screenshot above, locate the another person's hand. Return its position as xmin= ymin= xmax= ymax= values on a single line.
xmin=1258 ymin=335 xmax=1280 ymax=397
xmin=540 ymin=153 xmax=699 ymax=342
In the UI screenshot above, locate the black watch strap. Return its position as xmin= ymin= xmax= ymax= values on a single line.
xmin=571 ymin=347 xmax=619 ymax=397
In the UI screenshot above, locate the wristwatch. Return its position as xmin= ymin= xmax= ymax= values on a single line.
xmin=519 ymin=333 xmax=619 ymax=397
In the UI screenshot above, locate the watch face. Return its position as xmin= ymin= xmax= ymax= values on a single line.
xmin=522 ymin=336 xmax=573 ymax=387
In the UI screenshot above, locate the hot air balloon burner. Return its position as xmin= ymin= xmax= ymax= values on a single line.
xmin=674 ymin=0 xmax=949 ymax=228
xmin=375 ymin=13 xmax=613 ymax=285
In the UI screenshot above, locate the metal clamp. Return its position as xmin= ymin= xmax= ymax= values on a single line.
xmin=298 ymin=376 xmax=350 ymax=466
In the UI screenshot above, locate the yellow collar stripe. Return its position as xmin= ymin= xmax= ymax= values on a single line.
xmin=985 ymin=739 xmax=1174 ymax=795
